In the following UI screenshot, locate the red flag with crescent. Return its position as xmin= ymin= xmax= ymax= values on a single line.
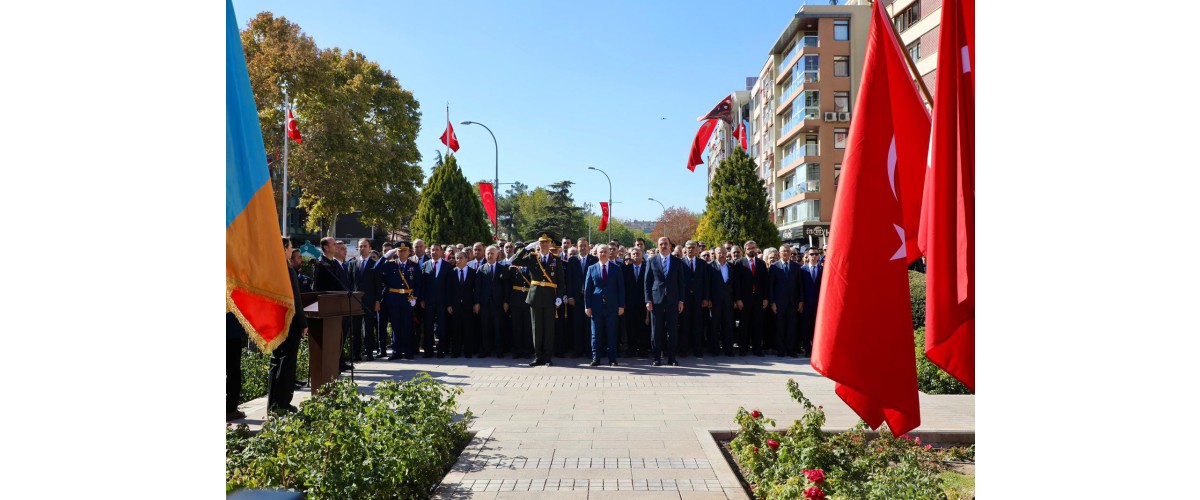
xmin=286 ymin=109 xmax=302 ymax=144
xmin=479 ymin=182 xmax=497 ymax=226
xmin=599 ymin=202 xmax=610 ymax=231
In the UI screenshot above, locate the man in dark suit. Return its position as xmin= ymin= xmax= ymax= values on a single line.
xmin=314 ymin=236 xmax=355 ymax=371
xmin=622 ymin=247 xmax=650 ymax=357
xmin=769 ymin=245 xmax=804 ymax=357
xmin=346 ymin=238 xmax=378 ymax=360
xmin=645 ymin=237 xmax=685 ymax=366
xmin=798 ymin=247 xmax=823 ymax=357
xmin=708 ymin=246 xmax=741 ymax=356
xmin=445 ymin=250 xmax=477 ymax=358
xmin=475 ymin=245 xmax=507 ymax=358
xmin=566 ymin=238 xmax=598 ymax=358
xmin=226 ymin=312 xmax=247 ymax=421
xmin=509 ymin=230 xmax=567 ymax=367
xmin=421 ymin=243 xmax=453 ymax=358
xmin=585 ymin=244 xmax=625 ymax=366
xmin=503 ymin=254 xmax=533 ymax=359
xmin=270 ymin=238 xmax=309 ymax=413
xmin=737 ymin=241 xmax=770 ymax=356
xmin=679 ymin=240 xmax=710 ymax=358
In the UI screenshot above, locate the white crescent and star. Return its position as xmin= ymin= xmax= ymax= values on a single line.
xmin=886 ymin=135 xmax=905 ymax=261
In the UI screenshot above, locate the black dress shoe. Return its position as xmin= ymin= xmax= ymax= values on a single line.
xmin=405 ymin=354 xmax=415 ymax=360
xmin=364 ymin=353 xmax=375 ymax=361
xmin=589 ymin=359 xmax=600 ymax=367
xmin=610 ymin=361 xmax=618 ymax=367
xmin=668 ymin=359 xmax=679 ymax=366
xmin=388 ymin=354 xmax=402 ymax=360
xmin=652 ymin=360 xmax=662 ymax=366
xmin=545 ymin=360 xmax=554 ymax=367
xmin=527 ymin=360 xmax=545 ymax=367
xmin=436 ymin=353 xmax=445 ymax=359
xmin=754 ymin=351 xmax=765 ymax=357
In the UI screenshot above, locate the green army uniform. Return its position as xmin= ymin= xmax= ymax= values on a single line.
xmin=509 ymin=230 xmax=565 ymax=366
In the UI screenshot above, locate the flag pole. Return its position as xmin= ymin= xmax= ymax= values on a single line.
xmin=281 ymin=90 xmax=290 ymax=237
xmin=884 ymin=5 xmax=935 ymax=109
xmin=445 ymin=102 xmax=450 ymax=159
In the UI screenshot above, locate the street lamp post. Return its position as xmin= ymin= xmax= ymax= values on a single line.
xmin=461 ymin=120 xmax=498 ymax=238
xmin=587 ymin=167 xmax=612 ymax=242
xmin=648 ymin=197 xmax=668 ymax=243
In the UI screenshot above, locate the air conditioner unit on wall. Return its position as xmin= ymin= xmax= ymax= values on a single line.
xmin=838 ymin=112 xmax=851 ymax=122
xmin=823 ymin=112 xmax=836 ymax=122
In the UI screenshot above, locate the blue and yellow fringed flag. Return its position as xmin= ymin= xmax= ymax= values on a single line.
xmin=226 ymin=0 xmax=294 ymax=352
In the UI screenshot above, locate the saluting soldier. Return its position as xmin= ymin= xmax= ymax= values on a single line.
xmin=509 ymin=230 xmax=566 ymax=367
xmin=376 ymin=241 xmax=422 ymax=360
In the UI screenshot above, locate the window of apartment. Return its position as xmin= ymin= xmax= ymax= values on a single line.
xmin=894 ymin=3 xmax=921 ymax=33
xmin=797 ymin=200 xmax=821 ymax=221
xmin=906 ymin=39 xmax=921 ymax=62
xmin=834 ymin=128 xmax=848 ymax=149
xmin=833 ymin=20 xmax=849 ymax=41
xmin=833 ymin=56 xmax=850 ymax=77
xmin=801 ymin=90 xmax=820 ymax=111
xmin=834 ymin=92 xmax=850 ymax=113
xmin=802 ymin=163 xmax=821 ymax=192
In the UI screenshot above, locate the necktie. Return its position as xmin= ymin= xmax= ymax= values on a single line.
xmin=460 ymin=269 xmax=465 ymax=283
xmin=602 ymin=264 xmax=607 ymax=281
xmin=635 ymin=265 xmax=640 ymax=279
xmin=690 ymin=258 xmax=695 ymax=272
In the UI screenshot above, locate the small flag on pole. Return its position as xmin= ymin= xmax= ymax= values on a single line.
xmin=286 ymin=108 xmax=302 ymax=144
xmin=479 ymin=182 xmax=497 ymax=227
xmin=598 ymin=202 xmax=610 ymax=231
xmin=440 ymin=120 xmax=460 ymax=152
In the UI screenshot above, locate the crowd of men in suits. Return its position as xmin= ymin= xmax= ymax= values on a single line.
xmin=291 ymin=233 xmax=826 ymax=371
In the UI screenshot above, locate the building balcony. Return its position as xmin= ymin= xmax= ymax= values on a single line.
xmin=775 ymin=36 xmax=819 ymax=80
xmin=776 ymin=112 xmax=820 ymax=148
xmin=775 ymin=72 xmax=819 ymax=110
xmin=776 ymin=148 xmax=820 ymax=177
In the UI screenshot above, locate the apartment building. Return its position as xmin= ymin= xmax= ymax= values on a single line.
xmin=883 ymin=0 xmax=941 ymax=91
xmin=751 ymin=2 xmax=871 ymax=246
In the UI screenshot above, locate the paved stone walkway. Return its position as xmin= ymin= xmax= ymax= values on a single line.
xmin=236 ymin=355 xmax=974 ymax=499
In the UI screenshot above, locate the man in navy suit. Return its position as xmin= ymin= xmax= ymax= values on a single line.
xmin=622 ymin=247 xmax=650 ymax=357
xmin=566 ymin=238 xmax=598 ymax=357
xmin=421 ymin=243 xmax=453 ymax=358
xmin=708 ymin=246 xmax=741 ymax=356
xmin=770 ymin=245 xmax=804 ymax=357
xmin=475 ymin=245 xmax=508 ymax=358
xmin=585 ymin=244 xmax=625 ymax=366
xmin=645 ymin=237 xmax=686 ymax=366
xmin=445 ymin=250 xmax=477 ymax=358
xmin=679 ymin=240 xmax=710 ymax=358
xmin=798 ymin=247 xmax=823 ymax=357
xmin=346 ymin=238 xmax=377 ymax=360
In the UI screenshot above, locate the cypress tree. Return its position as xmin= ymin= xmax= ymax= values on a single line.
xmin=410 ymin=154 xmax=493 ymax=244
xmin=694 ymin=146 xmax=781 ymax=248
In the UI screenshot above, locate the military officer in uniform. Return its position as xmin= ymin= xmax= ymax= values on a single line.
xmin=376 ymin=241 xmax=422 ymax=360
xmin=509 ymin=230 xmax=566 ymax=367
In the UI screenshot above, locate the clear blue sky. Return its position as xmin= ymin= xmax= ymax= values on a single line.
xmin=231 ymin=0 xmax=813 ymax=221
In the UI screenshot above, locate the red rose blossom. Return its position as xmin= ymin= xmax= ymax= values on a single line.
xmin=751 ymin=410 xmax=762 ymax=419
xmin=767 ymin=439 xmax=780 ymax=450
xmin=925 ymin=444 xmax=933 ymax=450
xmin=803 ymin=486 xmax=826 ymax=500
xmin=802 ymin=469 xmax=826 ymax=484
xmin=914 ymin=437 xmax=922 ymax=445
xmin=753 ymin=446 xmax=759 ymax=453
xmin=876 ymin=447 xmax=883 ymax=452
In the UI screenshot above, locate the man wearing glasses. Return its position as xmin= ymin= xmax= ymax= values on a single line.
xmin=798 ymin=247 xmax=823 ymax=357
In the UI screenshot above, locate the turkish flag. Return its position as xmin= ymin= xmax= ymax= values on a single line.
xmin=918 ymin=0 xmax=975 ymax=392
xmin=286 ymin=109 xmax=302 ymax=144
xmin=687 ymin=119 xmax=718 ymax=172
xmin=599 ymin=202 xmax=610 ymax=231
xmin=734 ymin=121 xmax=748 ymax=150
xmin=479 ymin=182 xmax=497 ymax=227
xmin=811 ymin=0 xmax=930 ymax=436
xmin=440 ymin=120 xmax=460 ymax=152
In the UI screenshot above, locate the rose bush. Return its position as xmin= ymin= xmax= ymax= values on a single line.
xmin=730 ymin=379 xmax=972 ymax=499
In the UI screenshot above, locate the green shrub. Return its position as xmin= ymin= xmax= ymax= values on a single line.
xmin=909 ymin=270 xmax=926 ymax=330
xmin=226 ymin=374 xmax=471 ymax=499
xmin=239 ymin=334 xmax=311 ymax=404
xmin=914 ymin=329 xmax=972 ymax=395
xmin=730 ymin=380 xmax=972 ymax=500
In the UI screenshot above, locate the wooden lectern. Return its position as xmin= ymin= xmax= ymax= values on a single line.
xmin=301 ymin=292 xmax=364 ymax=394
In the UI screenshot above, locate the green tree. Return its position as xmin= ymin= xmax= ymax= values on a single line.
xmin=496 ymin=181 xmax=528 ymax=241
xmin=584 ymin=214 xmax=639 ymax=246
xmin=241 ymin=13 xmax=423 ymax=235
xmin=527 ymin=181 xmax=585 ymax=239
xmin=410 ymin=155 xmax=493 ymax=244
xmin=694 ymin=147 xmax=781 ymax=248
